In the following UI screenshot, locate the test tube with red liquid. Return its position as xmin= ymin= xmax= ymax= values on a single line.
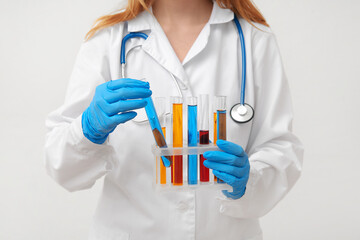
xmin=172 ymin=96 xmax=183 ymax=186
xmin=199 ymin=94 xmax=210 ymax=182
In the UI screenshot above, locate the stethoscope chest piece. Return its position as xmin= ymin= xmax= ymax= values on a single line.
xmin=230 ymin=103 xmax=254 ymax=123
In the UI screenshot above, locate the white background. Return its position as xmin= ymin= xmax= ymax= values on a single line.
xmin=1 ymin=0 xmax=359 ymax=239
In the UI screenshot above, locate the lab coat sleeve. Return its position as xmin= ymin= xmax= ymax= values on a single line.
xmin=44 ymin=28 xmax=118 ymax=192
xmin=219 ymin=27 xmax=304 ymax=218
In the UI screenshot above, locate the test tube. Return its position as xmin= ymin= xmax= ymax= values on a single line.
xmin=187 ymin=97 xmax=198 ymax=185
xmin=199 ymin=94 xmax=210 ymax=182
xmin=144 ymin=97 xmax=171 ymax=167
xmin=216 ymin=96 xmax=227 ymax=183
xmin=216 ymin=96 xmax=227 ymax=140
xmin=155 ymin=97 xmax=167 ymax=185
xmin=214 ymin=111 xmax=217 ymax=145
xmin=172 ymin=96 xmax=183 ymax=186
xmin=213 ymin=99 xmax=217 ymax=182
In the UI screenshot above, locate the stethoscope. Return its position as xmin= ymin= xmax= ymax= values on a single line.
xmin=120 ymin=17 xmax=254 ymax=124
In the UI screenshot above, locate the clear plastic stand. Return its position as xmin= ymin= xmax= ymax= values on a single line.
xmin=152 ymin=144 xmax=232 ymax=191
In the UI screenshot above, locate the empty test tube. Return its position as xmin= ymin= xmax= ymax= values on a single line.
xmin=216 ymin=96 xmax=227 ymax=183
xmin=199 ymin=94 xmax=210 ymax=182
xmin=187 ymin=97 xmax=198 ymax=185
xmin=172 ymin=96 xmax=183 ymax=186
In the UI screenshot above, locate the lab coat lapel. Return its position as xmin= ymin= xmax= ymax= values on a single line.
xmin=127 ymin=10 xmax=189 ymax=87
xmin=141 ymin=22 xmax=189 ymax=87
xmin=181 ymin=24 xmax=210 ymax=66
xmin=182 ymin=3 xmax=234 ymax=65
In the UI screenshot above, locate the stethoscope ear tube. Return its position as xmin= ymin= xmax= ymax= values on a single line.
xmin=230 ymin=103 xmax=254 ymax=123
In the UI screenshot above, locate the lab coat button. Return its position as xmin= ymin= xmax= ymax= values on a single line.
xmin=176 ymin=201 xmax=188 ymax=211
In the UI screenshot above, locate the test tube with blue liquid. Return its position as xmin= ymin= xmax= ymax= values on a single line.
xmin=144 ymin=97 xmax=171 ymax=167
xmin=187 ymin=97 xmax=198 ymax=185
xmin=154 ymin=97 xmax=168 ymax=184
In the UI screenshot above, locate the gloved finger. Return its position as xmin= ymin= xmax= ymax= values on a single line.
xmin=222 ymin=188 xmax=246 ymax=200
xmin=213 ymin=170 xmax=247 ymax=188
xmin=203 ymin=151 xmax=247 ymax=167
xmin=203 ymin=160 xmax=248 ymax=178
xmin=109 ymin=111 xmax=137 ymax=126
xmin=216 ymin=139 xmax=246 ymax=157
xmin=104 ymin=88 xmax=152 ymax=103
xmin=101 ymin=99 xmax=148 ymax=116
xmin=107 ymin=78 xmax=149 ymax=90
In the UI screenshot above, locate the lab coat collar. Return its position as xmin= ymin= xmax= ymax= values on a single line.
xmin=127 ymin=7 xmax=189 ymax=87
xmin=208 ymin=2 xmax=234 ymax=25
xmin=127 ymin=9 xmax=154 ymax=32
xmin=181 ymin=3 xmax=234 ymax=65
xmin=126 ymin=2 xmax=235 ymax=86
xmin=127 ymin=2 xmax=235 ymax=32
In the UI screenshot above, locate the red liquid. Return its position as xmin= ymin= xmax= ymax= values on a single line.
xmin=171 ymin=156 xmax=173 ymax=183
xmin=173 ymin=155 xmax=183 ymax=185
xmin=199 ymin=130 xmax=209 ymax=182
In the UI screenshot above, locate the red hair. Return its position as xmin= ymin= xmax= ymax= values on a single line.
xmin=85 ymin=0 xmax=268 ymax=40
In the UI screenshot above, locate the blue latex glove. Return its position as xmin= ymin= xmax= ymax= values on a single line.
xmin=203 ymin=139 xmax=250 ymax=199
xmin=82 ymin=78 xmax=152 ymax=144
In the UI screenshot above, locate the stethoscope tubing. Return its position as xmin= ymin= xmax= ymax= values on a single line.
xmin=120 ymin=16 xmax=253 ymax=124
xmin=233 ymin=17 xmax=246 ymax=106
xmin=120 ymin=32 xmax=148 ymax=64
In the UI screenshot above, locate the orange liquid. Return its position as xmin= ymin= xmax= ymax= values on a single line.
xmin=156 ymin=153 xmax=158 ymax=184
xmin=160 ymin=127 xmax=166 ymax=184
xmin=216 ymin=111 xmax=226 ymax=183
xmin=173 ymin=103 xmax=183 ymax=185
xmin=218 ymin=111 xmax=226 ymax=140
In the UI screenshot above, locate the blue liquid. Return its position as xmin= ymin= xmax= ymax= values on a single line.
xmin=144 ymin=97 xmax=170 ymax=167
xmin=188 ymin=105 xmax=198 ymax=184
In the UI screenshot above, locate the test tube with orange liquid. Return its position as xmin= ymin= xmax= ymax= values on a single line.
xmin=172 ymin=96 xmax=183 ymax=186
xmin=155 ymin=97 xmax=167 ymax=185
xmin=215 ymin=96 xmax=227 ymax=183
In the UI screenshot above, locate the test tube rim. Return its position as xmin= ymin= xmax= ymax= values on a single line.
xmin=187 ymin=96 xmax=198 ymax=106
xmin=171 ymin=96 xmax=183 ymax=104
xmin=215 ymin=95 xmax=227 ymax=111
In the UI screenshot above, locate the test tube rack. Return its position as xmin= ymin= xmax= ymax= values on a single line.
xmin=152 ymin=143 xmax=232 ymax=191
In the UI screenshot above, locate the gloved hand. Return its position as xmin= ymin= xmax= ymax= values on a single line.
xmin=82 ymin=78 xmax=152 ymax=144
xmin=203 ymin=139 xmax=250 ymax=199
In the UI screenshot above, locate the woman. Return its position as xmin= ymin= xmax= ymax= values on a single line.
xmin=45 ymin=0 xmax=303 ymax=239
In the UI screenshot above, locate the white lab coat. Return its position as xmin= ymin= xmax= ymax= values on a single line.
xmin=45 ymin=3 xmax=303 ymax=240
